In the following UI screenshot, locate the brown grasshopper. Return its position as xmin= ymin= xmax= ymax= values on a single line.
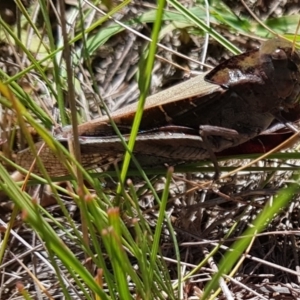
xmin=16 ymin=38 xmax=300 ymax=177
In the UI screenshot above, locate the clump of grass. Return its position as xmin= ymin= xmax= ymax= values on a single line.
xmin=0 ymin=0 xmax=299 ymax=299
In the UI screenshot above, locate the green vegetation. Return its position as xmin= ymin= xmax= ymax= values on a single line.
xmin=0 ymin=0 xmax=299 ymax=299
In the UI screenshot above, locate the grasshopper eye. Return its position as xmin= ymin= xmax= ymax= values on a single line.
xmin=271 ymin=48 xmax=287 ymax=61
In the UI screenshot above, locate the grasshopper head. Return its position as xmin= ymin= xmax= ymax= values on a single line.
xmin=259 ymin=38 xmax=300 ymax=106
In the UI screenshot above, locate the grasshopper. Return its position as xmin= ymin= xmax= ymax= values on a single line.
xmin=16 ymin=38 xmax=300 ymax=177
